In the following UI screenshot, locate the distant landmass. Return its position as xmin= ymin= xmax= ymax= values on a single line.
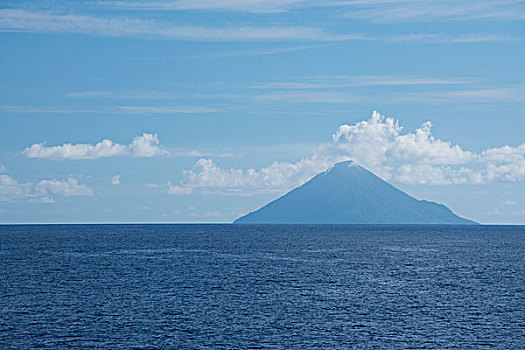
xmin=235 ymin=161 xmax=477 ymax=224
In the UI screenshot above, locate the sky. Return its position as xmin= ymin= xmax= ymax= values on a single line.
xmin=1 ymin=0 xmax=524 ymax=224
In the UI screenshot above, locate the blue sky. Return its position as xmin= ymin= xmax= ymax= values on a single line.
xmin=1 ymin=0 xmax=524 ymax=224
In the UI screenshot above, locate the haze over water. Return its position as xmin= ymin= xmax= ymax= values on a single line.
xmin=1 ymin=224 xmax=524 ymax=349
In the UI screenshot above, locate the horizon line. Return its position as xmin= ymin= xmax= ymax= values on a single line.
xmin=1 ymin=222 xmax=523 ymax=226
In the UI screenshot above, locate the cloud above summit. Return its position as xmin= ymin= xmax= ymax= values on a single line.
xmin=168 ymin=111 xmax=525 ymax=195
xmin=332 ymin=111 xmax=474 ymax=167
xmin=328 ymin=111 xmax=481 ymax=183
xmin=329 ymin=111 xmax=525 ymax=184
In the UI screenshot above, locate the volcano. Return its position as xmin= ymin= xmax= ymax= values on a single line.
xmin=234 ymin=161 xmax=476 ymax=224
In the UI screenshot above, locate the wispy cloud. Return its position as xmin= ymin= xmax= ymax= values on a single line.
xmin=0 ymin=105 xmax=103 ymax=114
xmin=385 ymin=33 xmax=510 ymax=43
xmin=87 ymin=0 xmax=525 ymax=22
xmin=66 ymin=91 xmax=172 ymax=99
xmin=9 ymin=81 xmax=523 ymax=115
xmin=173 ymin=150 xmax=212 ymax=157
xmin=184 ymin=81 xmax=525 ymax=106
xmin=342 ymin=0 xmax=525 ymax=23
xmin=107 ymin=43 xmax=337 ymax=60
xmin=183 ymin=43 xmax=338 ymax=58
xmin=0 ymin=104 xmax=219 ymax=115
xmin=254 ymin=91 xmax=364 ymax=103
xmin=248 ymin=75 xmax=474 ymax=89
xmin=172 ymin=149 xmax=244 ymax=158
xmin=117 ymin=106 xmax=221 ymax=114
xmin=0 ymin=9 xmax=353 ymax=41
xmin=98 ymin=0 xmax=305 ymax=14
xmin=387 ymin=87 xmax=525 ymax=104
xmin=171 ymin=149 xmax=244 ymax=158
xmin=0 ymin=9 xmax=510 ymax=43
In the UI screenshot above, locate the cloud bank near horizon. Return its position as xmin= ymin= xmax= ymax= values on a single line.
xmin=0 ymin=175 xmax=93 ymax=203
xmin=168 ymin=111 xmax=525 ymax=195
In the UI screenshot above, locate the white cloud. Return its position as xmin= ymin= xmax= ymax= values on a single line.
xmin=58 ymin=0 xmax=525 ymax=21
xmin=331 ymin=111 xmax=525 ymax=184
xmin=184 ymin=83 xmax=524 ymax=107
xmin=0 ymin=105 xmax=103 ymax=114
xmin=168 ymin=111 xmax=525 ymax=194
xmin=173 ymin=150 xmax=211 ymax=157
xmin=249 ymin=75 xmax=473 ymax=90
xmin=0 ymin=175 xmax=92 ymax=202
xmin=34 ymin=178 xmax=93 ymax=197
xmin=217 ymin=152 xmax=244 ymax=158
xmin=0 ymin=9 xmax=353 ymax=42
xmin=23 ymin=133 xmax=168 ymax=160
xmin=112 ymin=175 xmax=121 ymax=185
xmin=342 ymin=0 xmax=525 ymax=23
xmin=117 ymin=106 xmax=220 ymax=114
xmin=160 ymin=147 xmax=242 ymax=160
xmin=101 ymin=0 xmax=304 ymax=14
xmin=332 ymin=111 xmax=474 ymax=169
xmin=384 ymin=33 xmax=509 ymax=44
xmin=387 ymin=87 xmax=525 ymax=104
xmin=481 ymin=143 xmax=525 ymax=162
xmin=0 ymin=9 xmax=509 ymax=43
xmin=204 ymin=43 xmax=336 ymax=57
xmin=24 ymin=139 xmax=127 ymax=160
xmin=168 ymin=184 xmax=193 ymax=195
xmin=482 ymin=161 xmax=525 ymax=183
xmin=393 ymin=164 xmax=475 ymax=185
xmin=255 ymin=91 xmax=364 ymax=103
xmin=128 ymin=133 xmax=167 ymax=157
xmin=0 ymin=103 xmax=219 ymax=115
xmin=29 ymin=196 xmax=56 ymax=204
xmin=0 ymin=165 xmax=6 ymax=173
xmin=0 ymin=175 xmax=31 ymax=201
xmin=168 ymin=156 xmax=332 ymax=195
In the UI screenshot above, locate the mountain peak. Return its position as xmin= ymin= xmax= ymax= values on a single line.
xmin=322 ymin=160 xmax=360 ymax=177
xmin=328 ymin=160 xmax=355 ymax=171
xmin=235 ymin=162 xmax=477 ymax=224
xmin=335 ymin=160 xmax=355 ymax=167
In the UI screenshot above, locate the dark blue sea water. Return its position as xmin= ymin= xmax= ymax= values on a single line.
xmin=1 ymin=224 xmax=524 ymax=349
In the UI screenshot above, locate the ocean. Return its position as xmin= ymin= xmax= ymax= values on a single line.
xmin=1 ymin=224 xmax=524 ymax=349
